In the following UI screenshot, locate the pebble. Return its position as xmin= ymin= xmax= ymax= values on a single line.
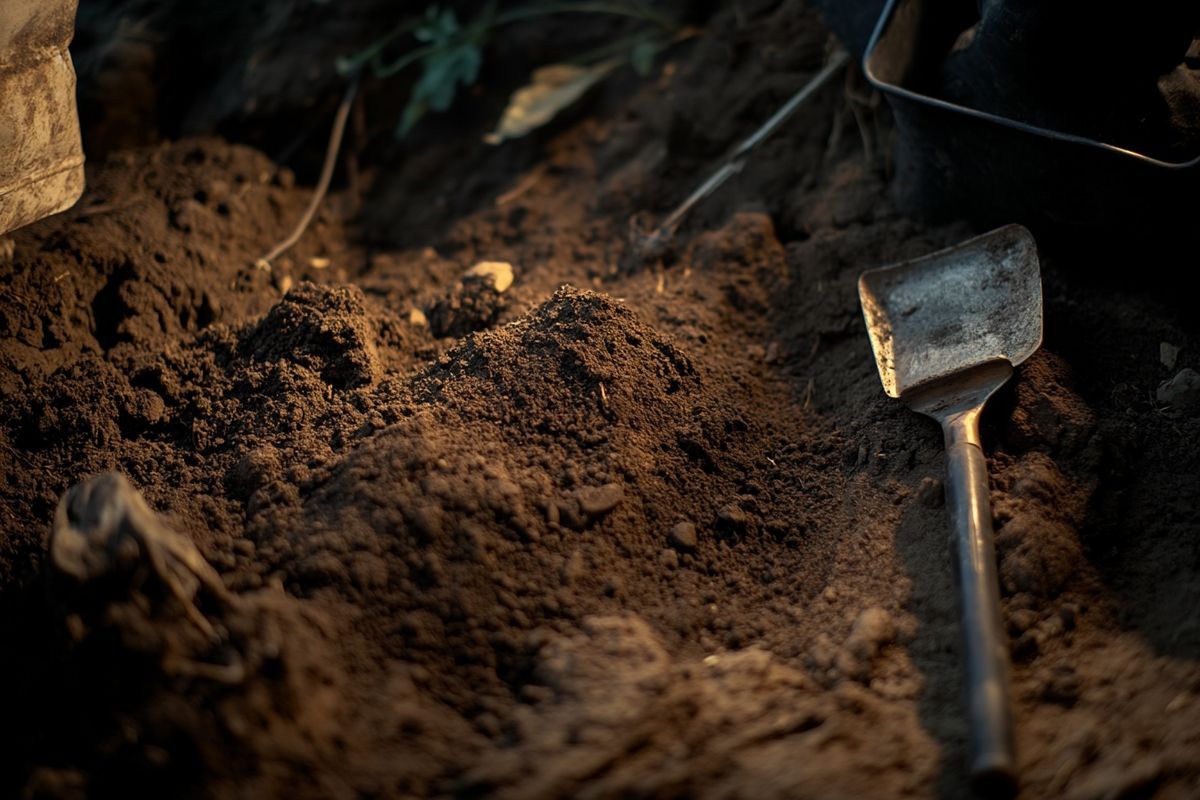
xmin=465 ymin=261 xmax=514 ymax=293
xmin=717 ymin=503 xmax=749 ymax=531
xmin=1160 ymin=342 xmax=1181 ymax=369
xmin=575 ymin=483 xmax=624 ymax=516
xmin=1157 ymin=368 xmax=1200 ymax=414
xmin=659 ymin=548 xmax=679 ymax=569
xmin=667 ymin=521 xmax=698 ymax=552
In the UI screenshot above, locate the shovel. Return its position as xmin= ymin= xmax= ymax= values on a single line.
xmin=857 ymin=224 xmax=1043 ymax=793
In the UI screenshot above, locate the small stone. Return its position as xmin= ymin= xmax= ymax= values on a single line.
xmin=575 ymin=483 xmax=624 ymax=516
xmin=465 ymin=261 xmax=514 ymax=293
xmin=659 ymin=548 xmax=679 ymax=569
xmin=1161 ymin=342 xmax=1181 ymax=370
xmin=1157 ymin=368 xmax=1200 ymax=415
xmin=408 ymin=307 xmax=428 ymax=327
xmin=667 ymin=521 xmax=698 ymax=552
xmin=717 ymin=503 xmax=749 ymax=531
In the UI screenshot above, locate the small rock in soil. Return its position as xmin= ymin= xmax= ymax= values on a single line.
xmin=465 ymin=261 xmax=514 ymax=293
xmin=575 ymin=483 xmax=624 ymax=516
xmin=668 ymin=521 xmax=698 ymax=552
xmin=716 ymin=502 xmax=750 ymax=536
xmin=1160 ymin=341 xmax=1181 ymax=369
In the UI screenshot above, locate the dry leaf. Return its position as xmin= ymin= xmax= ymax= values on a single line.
xmin=485 ymin=60 xmax=619 ymax=145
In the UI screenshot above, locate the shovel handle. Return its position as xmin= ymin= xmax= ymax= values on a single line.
xmin=943 ymin=412 xmax=1016 ymax=794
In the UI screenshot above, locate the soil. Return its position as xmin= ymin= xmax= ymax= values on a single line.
xmin=4 ymin=2 xmax=1200 ymax=798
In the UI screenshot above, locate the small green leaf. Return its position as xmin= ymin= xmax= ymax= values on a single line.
xmin=398 ymin=42 xmax=483 ymax=136
xmin=415 ymin=7 xmax=459 ymax=44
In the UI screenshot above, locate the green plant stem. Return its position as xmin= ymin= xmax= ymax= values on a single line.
xmin=346 ymin=1 xmax=675 ymax=80
xmin=494 ymin=2 xmax=673 ymax=29
xmin=567 ymin=27 xmax=656 ymax=66
xmin=338 ymin=18 xmax=420 ymax=74
xmin=372 ymin=42 xmax=442 ymax=78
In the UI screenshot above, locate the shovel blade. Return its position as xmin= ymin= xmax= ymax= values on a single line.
xmin=858 ymin=224 xmax=1042 ymax=399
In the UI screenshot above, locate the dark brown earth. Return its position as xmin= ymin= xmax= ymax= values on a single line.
xmin=3 ymin=3 xmax=1200 ymax=798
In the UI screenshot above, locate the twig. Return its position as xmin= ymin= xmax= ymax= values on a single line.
xmin=638 ymin=49 xmax=850 ymax=249
xmin=495 ymin=165 xmax=547 ymax=207
xmin=255 ymin=77 xmax=360 ymax=270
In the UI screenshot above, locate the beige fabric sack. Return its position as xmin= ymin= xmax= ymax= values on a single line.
xmin=0 ymin=0 xmax=84 ymax=235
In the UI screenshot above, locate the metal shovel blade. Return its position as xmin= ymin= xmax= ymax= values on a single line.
xmin=858 ymin=224 xmax=1043 ymax=795
xmin=858 ymin=224 xmax=1042 ymax=399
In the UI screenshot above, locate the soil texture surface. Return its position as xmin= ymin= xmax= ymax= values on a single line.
xmin=3 ymin=3 xmax=1200 ymax=798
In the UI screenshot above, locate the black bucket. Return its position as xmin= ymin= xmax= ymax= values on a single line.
xmin=863 ymin=0 xmax=1200 ymax=241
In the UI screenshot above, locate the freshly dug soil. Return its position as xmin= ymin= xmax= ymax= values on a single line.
xmin=3 ymin=3 xmax=1200 ymax=799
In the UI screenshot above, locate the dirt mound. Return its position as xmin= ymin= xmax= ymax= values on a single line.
xmin=244 ymin=283 xmax=387 ymax=389
xmin=249 ymin=286 xmax=838 ymax=720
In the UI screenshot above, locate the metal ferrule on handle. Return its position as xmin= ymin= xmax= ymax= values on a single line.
xmin=942 ymin=410 xmax=1016 ymax=791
